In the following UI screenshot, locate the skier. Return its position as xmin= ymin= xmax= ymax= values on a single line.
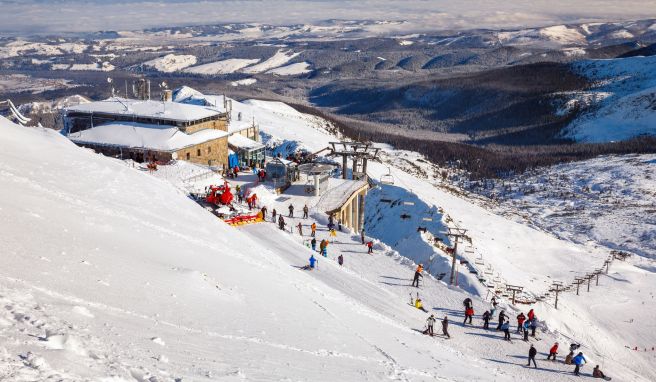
xmin=311 ymin=237 xmax=317 ymax=251
xmin=497 ymin=310 xmax=507 ymax=330
xmin=278 ymin=215 xmax=286 ymax=230
xmin=527 ymin=344 xmax=538 ymax=368
xmin=523 ymin=321 xmax=530 ymax=341
xmin=297 ymin=222 xmax=303 ymax=236
xmin=424 ymin=314 xmax=436 ymax=336
xmin=272 ymin=208 xmax=277 ymax=222
xmin=288 ymin=204 xmax=294 ymax=218
xmin=412 ymin=264 xmax=423 ymax=287
xmin=573 ymin=352 xmax=587 ymax=376
xmin=592 ymin=365 xmax=608 ymax=379
xmin=308 ymin=254 xmax=317 ymax=270
xmin=527 ymin=308 xmax=535 ymax=322
xmin=565 ymin=351 xmax=574 ymax=365
xmin=547 ymin=342 xmax=559 ymax=361
xmin=501 ymin=321 xmax=511 ymax=341
xmin=311 ymin=222 xmax=317 ymax=237
xmin=360 ymin=228 xmax=366 ymax=244
xmin=414 ymin=298 xmax=428 ymax=312
xmin=441 ymin=316 xmax=450 ymax=338
xmin=338 ymin=254 xmax=344 ymax=266
xmin=482 ymin=310 xmax=491 ymax=330
xmin=303 ymin=204 xmax=309 ymax=219
xmin=530 ymin=317 xmax=538 ymax=337
xmin=367 ymin=241 xmax=374 ymax=254
xmin=463 ymin=306 xmax=474 ymax=325
xmin=517 ymin=312 xmax=526 ymax=333
xmin=261 ymin=206 xmax=268 ymax=219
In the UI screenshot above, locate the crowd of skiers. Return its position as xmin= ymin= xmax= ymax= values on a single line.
xmin=416 ymin=292 xmax=611 ymax=378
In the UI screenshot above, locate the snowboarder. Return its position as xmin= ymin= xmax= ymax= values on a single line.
xmin=592 ymin=365 xmax=609 ymax=380
xmin=303 ymin=204 xmax=309 ymax=219
xmin=308 ymin=254 xmax=317 ymax=270
xmin=528 ymin=344 xmax=538 ymax=368
xmin=360 ymin=228 xmax=366 ymax=244
xmin=338 ymin=254 xmax=343 ymax=266
xmin=367 ymin=241 xmax=374 ymax=254
xmin=517 ymin=312 xmax=526 ymax=333
xmin=463 ymin=306 xmax=474 ymax=325
xmin=424 ymin=314 xmax=436 ymax=336
xmin=497 ymin=310 xmax=507 ymax=330
xmin=297 ymin=222 xmax=303 ymax=236
xmin=441 ymin=316 xmax=450 ymax=338
xmin=547 ymin=342 xmax=559 ymax=361
xmin=311 ymin=237 xmax=317 ymax=251
xmin=412 ymin=264 xmax=423 ymax=287
xmin=288 ymin=204 xmax=294 ymax=218
xmin=311 ymin=222 xmax=317 ymax=237
xmin=502 ymin=321 xmax=511 ymax=341
xmin=573 ymin=352 xmax=587 ymax=376
xmin=414 ymin=298 xmax=428 ymax=312
xmin=565 ymin=351 xmax=574 ymax=365
xmin=482 ymin=310 xmax=491 ymax=330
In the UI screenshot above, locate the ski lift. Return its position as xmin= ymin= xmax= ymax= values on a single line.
xmin=380 ymin=166 xmax=395 ymax=185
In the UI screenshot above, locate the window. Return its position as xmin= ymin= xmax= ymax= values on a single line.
xmin=197 ymin=149 xmax=201 ymax=157
xmin=186 ymin=153 xmax=190 ymax=160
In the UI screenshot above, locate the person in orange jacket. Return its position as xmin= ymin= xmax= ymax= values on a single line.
xmin=412 ymin=264 xmax=423 ymax=287
xmin=311 ymin=222 xmax=317 ymax=237
xmin=547 ymin=342 xmax=559 ymax=361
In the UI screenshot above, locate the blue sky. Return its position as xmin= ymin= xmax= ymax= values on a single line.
xmin=1 ymin=0 xmax=655 ymax=34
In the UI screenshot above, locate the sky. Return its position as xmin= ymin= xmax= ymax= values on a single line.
xmin=0 ymin=0 xmax=655 ymax=35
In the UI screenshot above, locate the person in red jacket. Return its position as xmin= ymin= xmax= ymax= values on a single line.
xmin=367 ymin=241 xmax=374 ymax=254
xmin=517 ymin=312 xmax=526 ymax=333
xmin=527 ymin=309 xmax=535 ymax=321
xmin=547 ymin=342 xmax=559 ymax=361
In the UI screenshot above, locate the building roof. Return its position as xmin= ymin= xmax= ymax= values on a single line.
xmin=64 ymin=97 xmax=221 ymax=123
xmin=316 ymin=178 xmax=368 ymax=213
xmin=228 ymin=134 xmax=264 ymax=151
xmin=68 ymin=122 xmax=228 ymax=152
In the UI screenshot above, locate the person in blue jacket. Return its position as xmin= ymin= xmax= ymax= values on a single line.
xmin=573 ymin=352 xmax=587 ymax=376
xmin=309 ymin=255 xmax=317 ymax=269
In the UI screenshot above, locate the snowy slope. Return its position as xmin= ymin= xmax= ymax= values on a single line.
xmin=562 ymin=55 xmax=656 ymax=142
xmin=0 ymin=117 xmax=495 ymax=381
xmin=266 ymin=62 xmax=312 ymax=75
xmin=242 ymin=50 xmax=301 ymax=73
xmin=183 ymin=58 xmax=260 ymax=75
xmin=142 ymin=54 xmax=197 ymax=73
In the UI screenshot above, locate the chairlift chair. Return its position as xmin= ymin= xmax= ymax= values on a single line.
xmin=380 ymin=166 xmax=395 ymax=185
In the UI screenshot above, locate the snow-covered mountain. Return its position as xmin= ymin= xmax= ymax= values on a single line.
xmin=561 ymin=54 xmax=656 ymax=142
xmin=1 ymin=91 xmax=655 ymax=381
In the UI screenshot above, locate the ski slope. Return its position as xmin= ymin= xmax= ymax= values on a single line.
xmin=143 ymin=54 xmax=197 ymax=73
xmin=0 ymin=117 xmax=492 ymax=381
xmin=184 ymin=58 xmax=260 ymax=75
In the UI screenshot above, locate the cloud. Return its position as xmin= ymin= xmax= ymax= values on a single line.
xmin=0 ymin=0 xmax=655 ymax=35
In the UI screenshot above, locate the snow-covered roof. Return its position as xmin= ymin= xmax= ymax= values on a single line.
xmin=68 ymin=122 xmax=227 ymax=152
xmin=228 ymin=134 xmax=264 ymax=150
xmin=316 ymin=178 xmax=368 ymax=213
xmin=65 ymin=97 xmax=222 ymax=122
